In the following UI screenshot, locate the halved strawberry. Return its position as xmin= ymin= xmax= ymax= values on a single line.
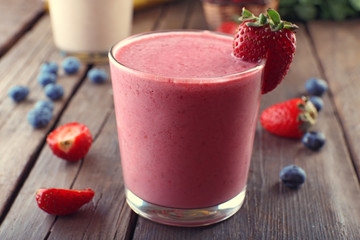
xmin=47 ymin=122 xmax=92 ymax=162
xmin=36 ymin=188 xmax=95 ymax=216
xmin=233 ymin=8 xmax=298 ymax=94
xmin=260 ymin=97 xmax=318 ymax=138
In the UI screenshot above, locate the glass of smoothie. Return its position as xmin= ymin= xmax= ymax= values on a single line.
xmin=108 ymin=30 xmax=264 ymax=226
xmin=48 ymin=0 xmax=133 ymax=63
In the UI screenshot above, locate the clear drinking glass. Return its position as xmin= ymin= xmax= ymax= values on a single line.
xmin=48 ymin=0 xmax=133 ymax=63
xmin=108 ymin=30 xmax=264 ymax=226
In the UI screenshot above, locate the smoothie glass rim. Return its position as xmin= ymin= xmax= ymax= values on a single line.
xmin=108 ymin=30 xmax=265 ymax=84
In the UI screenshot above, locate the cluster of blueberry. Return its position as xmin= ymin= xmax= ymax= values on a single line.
xmin=280 ymin=77 xmax=328 ymax=189
xmin=303 ymin=78 xmax=328 ymax=152
xmin=29 ymin=57 xmax=81 ymax=128
xmin=7 ymin=56 xmax=108 ymax=129
xmin=27 ymin=100 xmax=55 ymax=128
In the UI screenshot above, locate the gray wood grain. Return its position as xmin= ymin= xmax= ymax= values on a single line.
xmin=308 ymin=20 xmax=360 ymax=180
xmin=0 ymin=0 xmax=44 ymax=56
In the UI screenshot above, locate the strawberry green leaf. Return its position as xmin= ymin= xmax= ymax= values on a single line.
xmin=242 ymin=8 xmax=254 ymax=18
xmin=272 ymin=21 xmax=284 ymax=31
xmin=267 ymin=9 xmax=281 ymax=25
xmin=239 ymin=7 xmax=256 ymax=22
xmin=246 ymin=21 xmax=261 ymax=27
xmin=284 ymin=24 xmax=299 ymax=31
xmin=259 ymin=13 xmax=268 ymax=25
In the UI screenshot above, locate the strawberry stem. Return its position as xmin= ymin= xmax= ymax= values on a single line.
xmin=239 ymin=7 xmax=298 ymax=32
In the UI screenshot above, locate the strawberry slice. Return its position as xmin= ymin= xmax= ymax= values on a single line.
xmin=260 ymin=97 xmax=318 ymax=138
xmin=47 ymin=122 xmax=92 ymax=162
xmin=36 ymin=188 xmax=95 ymax=215
xmin=233 ymin=8 xmax=298 ymax=94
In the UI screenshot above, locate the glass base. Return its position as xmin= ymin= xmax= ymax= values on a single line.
xmin=125 ymin=187 xmax=246 ymax=227
xmin=59 ymin=50 xmax=108 ymax=64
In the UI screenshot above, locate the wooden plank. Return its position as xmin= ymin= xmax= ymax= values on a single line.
xmin=0 ymin=0 xmax=44 ymax=56
xmin=131 ymin=23 xmax=360 ymax=240
xmin=308 ymin=20 xmax=360 ymax=179
xmin=132 ymin=7 xmax=162 ymax=34
xmin=156 ymin=0 xmax=192 ymax=30
xmin=185 ymin=0 xmax=208 ymax=30
xmin=0 ymin=14 xmax=87 ymax=222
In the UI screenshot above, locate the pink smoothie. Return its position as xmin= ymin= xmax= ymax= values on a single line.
xmin=109 ymin=31 xmax=264 ymax=208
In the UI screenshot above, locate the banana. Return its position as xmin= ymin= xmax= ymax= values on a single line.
xmin=134 ymin=0 xmax=172 ymax=10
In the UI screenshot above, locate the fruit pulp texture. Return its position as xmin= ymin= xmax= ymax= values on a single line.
xmin=110 ymin=31 xmax=263 ymax=208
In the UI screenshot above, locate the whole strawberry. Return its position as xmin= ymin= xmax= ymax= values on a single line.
xmin=233 ymin=8 xmax=298 ymax=94
xmin=36 ymin=188 xmax=95 ymax=215
xmin=47 ymin=122 xmax=92 ymax=162
xmin=260 ymin=97 xmax=318 ymax=138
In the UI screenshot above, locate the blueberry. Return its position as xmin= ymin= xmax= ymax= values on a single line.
xmin=280 ymin=165 xmax=306 ymax=188
xmin=34 ymin=100 xmax=55 ymax=112
xmin=37 ymin=72 xmax=57 ymax=87
xmin=309 ymin=96 xmax=324 ymax=112
xmin=62 ymin=57 xmax=81 ymax=74
xmin=40 ymin=61 xmax=58 ymax=74
xmin=305 ymin=78 xmax=328 ymax=96
xmin=8 ymin=86 xmax=29 ymax=102
xmin=302 ymin=131 xmax=326 ymax=151
xmin=44 ymin=83 xmax=64 ymax=100
xmin=27 ymin=108 xmax=53 ymax=128
xmin=87 ymin=68 xmax=108 ymax=84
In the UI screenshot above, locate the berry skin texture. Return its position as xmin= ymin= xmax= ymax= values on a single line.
xmin=40 ymin=61 xmax=59 ymax=74
xmin=62 ymin=57 xmax=81 ymax=74
xmin=302 ymin=131 xmax=326 ymax=151
xmin=87 ymin=68 xmax=108 ymax=84
xmin=47 ymin=122 xmax=93 ymax=161
xmin=305 ymin=78 xmax=328 ymax=96
xmin=8 ymin=86 xmax=29 ymax=102
xmin=309 ymin=96 xmax=324 ymax=112
xmin=27 ymin=108 xmax=53 ymax=128
xmin=280 ymin=165 xmax=306 ymax=188
xmin=35 ymin=100 xmax=55 ymax=112
xmin=37 ymin=72 xmax=57 ymax=87
xmin=44 ymin=83 xmax=64 ymax=101
xmin=260 ymin=97 xmax=318 ymax=138
xmin=36 ymin=188 xmax=95 ymax=216
xmin=216 ymin=21 xmax=239 ymax=35
xmin=233 ymin=9 xmax=297 ymax=94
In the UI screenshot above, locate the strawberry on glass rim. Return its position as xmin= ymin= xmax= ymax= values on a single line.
xmin=233 ymin=8 xmax=298 ymax=94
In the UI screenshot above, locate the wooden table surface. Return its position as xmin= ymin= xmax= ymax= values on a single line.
xmin=0 ymin=0 xmax=360 ymax=239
